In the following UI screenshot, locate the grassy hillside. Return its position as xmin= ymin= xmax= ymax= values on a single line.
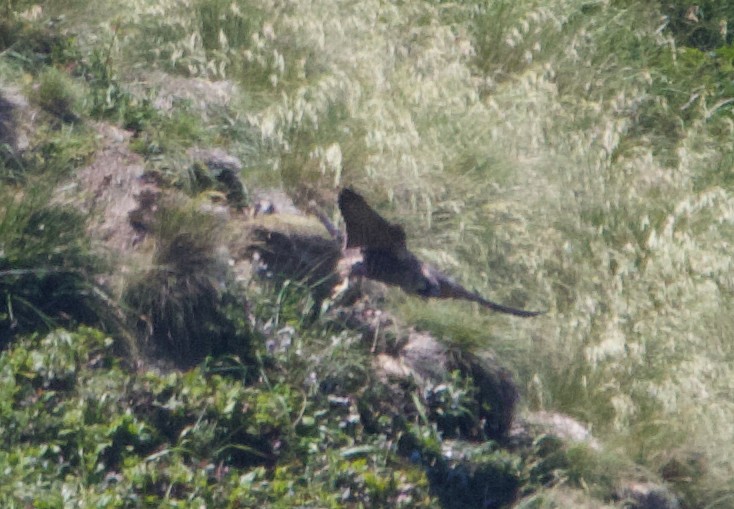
xmin=2 ymin=0 xmax=734 ymax=507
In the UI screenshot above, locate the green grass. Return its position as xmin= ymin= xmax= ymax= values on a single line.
xmin=30 ymin=67 xmax=80 ymax=122
xmin=123 ymin=202 xmax=254 ymax=369
xmin=3 ymin=0 xmax=734 ymax=507
xmin=0 ymin=186 xmax=119 ymax=346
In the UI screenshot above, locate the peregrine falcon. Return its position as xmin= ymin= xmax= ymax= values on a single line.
xmin=337 ymin=188 xmax=542 ymax=317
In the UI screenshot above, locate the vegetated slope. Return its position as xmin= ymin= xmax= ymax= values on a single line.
xmin=126 ymin=1 xmax=733 ymax=502
xmin=2 ymin=0 xmax=734 ymax=507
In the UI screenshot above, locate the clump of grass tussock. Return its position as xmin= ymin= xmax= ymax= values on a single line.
xmin=30 ymin=67 xmax=81 ymax=122
xmin=0 ymin=186 xmax=120 ymax=346
xmin=124 ymin=202 xmax=253 ymax=369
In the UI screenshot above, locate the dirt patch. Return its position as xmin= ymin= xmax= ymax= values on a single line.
xmin=57 ymin=122 xmax=159 ymax=256
xmin=0 ymin=85 xmax=34 ymax=155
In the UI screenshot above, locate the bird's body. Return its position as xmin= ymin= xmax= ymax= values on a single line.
xmin=337 ymin=188 xmax=542 ymax=317
xmin=356 ymin=248 xmax=427 ymax=292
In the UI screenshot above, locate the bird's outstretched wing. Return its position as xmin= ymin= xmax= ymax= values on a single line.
xmin=426 ymin=263 xmax=544 ymax=317
xmin=338 ymin=188 xmax=406 ymax=252
xmin=471 ymin=294 xmax=544 ymax=317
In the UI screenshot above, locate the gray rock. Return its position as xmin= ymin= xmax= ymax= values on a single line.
xmin=187 ymin=147 xmax=248 ymax=209
xmin=618 ymin=482 xmax=680 ymax=509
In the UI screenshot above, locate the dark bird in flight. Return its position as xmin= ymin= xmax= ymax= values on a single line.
xmin=337 ymin=188 xmax=542 ymax=317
